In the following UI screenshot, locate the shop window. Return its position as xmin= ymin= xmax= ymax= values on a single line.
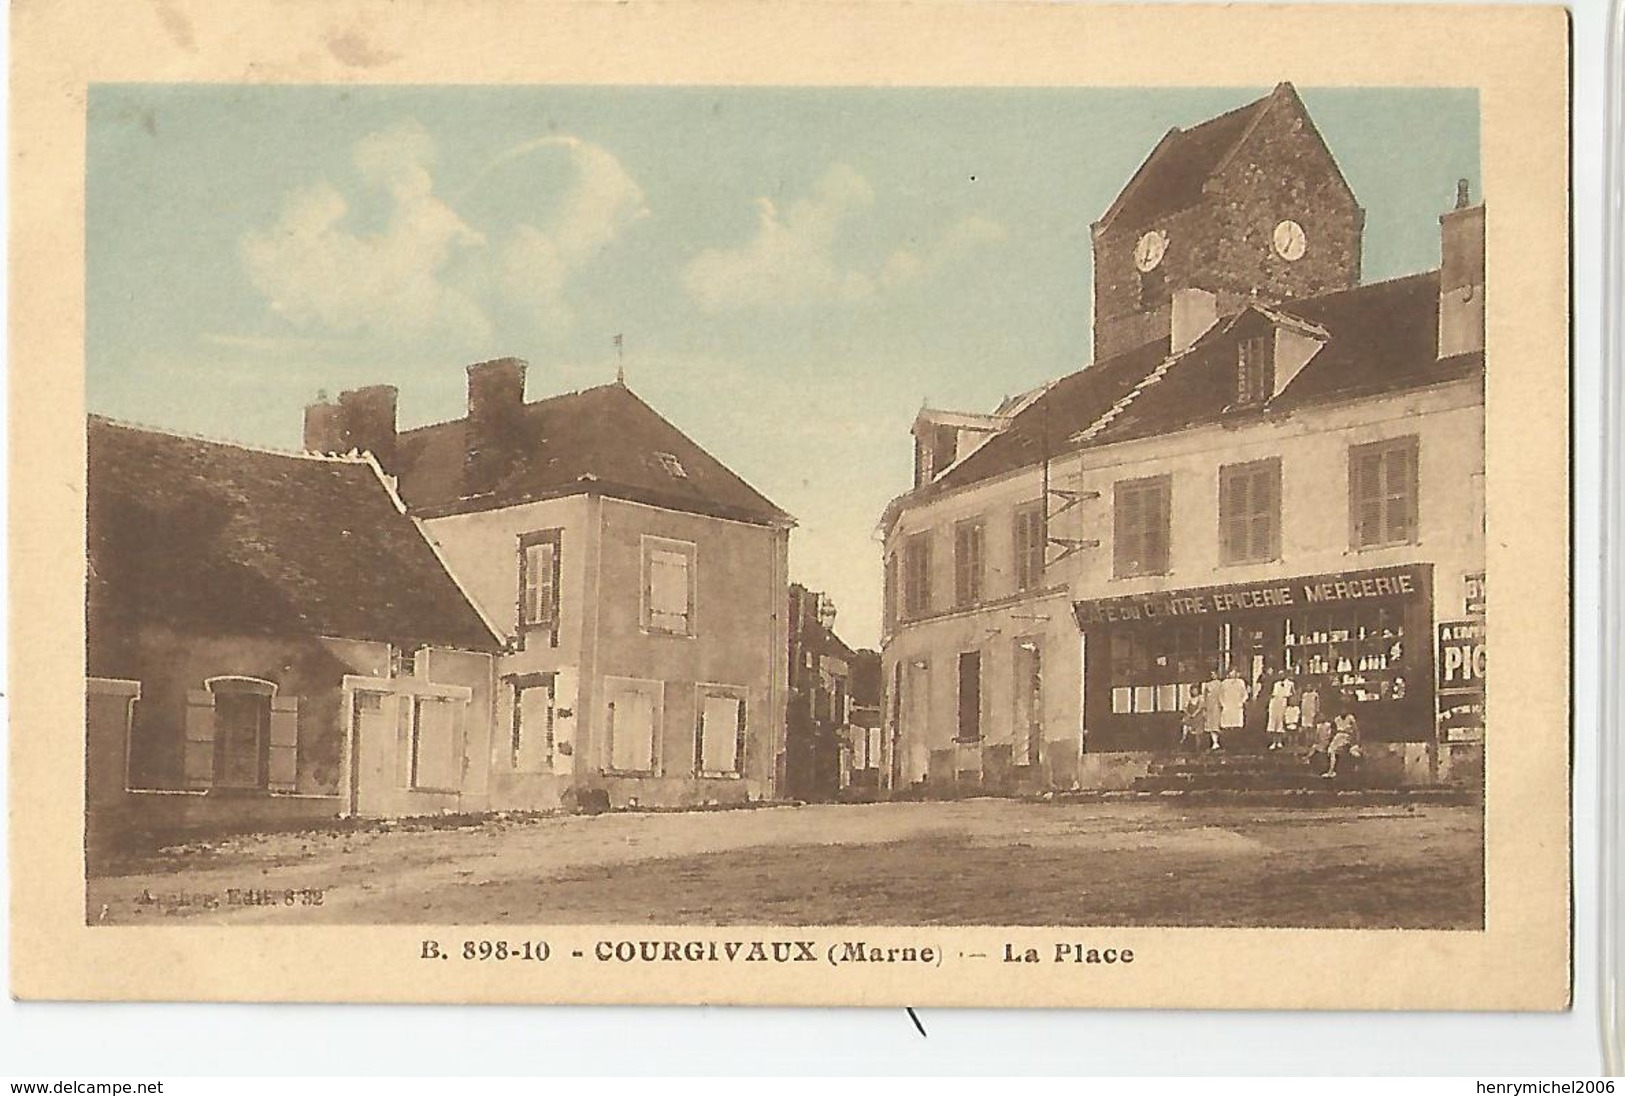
xmin=606 ymin=678 xmax=662 ymax=774
xmin=519 ymin=529 xmax=563 ymax=644
xmin=957 ymin=650 xmax=982 ymax=742
xmin=1107 ymin=626 xmax=1222 ymax=716
xmin=642 ymin=537 xmax=696 ymax=636
xmin=1219 ymin=458 xmax=1282 ymax=565
xmin=1236 ymin=334 xmax=1274 ymax=406
xmin=1013 ymin=501 xmax=1046 ymax=592
xmin=902 ymin=532 xmax=932 ymax=619
xmin=954 ymin=519 xmax=985 ymax=607
xmin=1113 ymin=475 xmax=1171 ymax=577
xmin=511 ymin=675 xmax=555 ymax=772
xmin=1284 ymin=605 xmax=1408 ymax=706
xmin=408 ymin=697 xmax=462 ymax=792
xmin=1349 ymin=437 xmax=1420 ymax=549
xmin=695 ymin=687 xmax=747 ymax=777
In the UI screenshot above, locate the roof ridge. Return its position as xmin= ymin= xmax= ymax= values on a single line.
xmin=88 ymin=413 xmax=368 ymax=464
xmin=396 ymin=379 xmax=626 ymax=437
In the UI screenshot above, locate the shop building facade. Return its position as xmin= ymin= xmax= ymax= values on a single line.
xmin=878 ymin=83 xmax=1485 ymax=794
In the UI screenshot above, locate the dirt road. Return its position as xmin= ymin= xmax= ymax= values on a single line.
xmin=86 ymin=798 xmax=1483 ymax=929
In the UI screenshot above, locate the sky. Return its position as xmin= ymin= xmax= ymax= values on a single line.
xmin=86 ymin=84 xmax=1479 ymax=649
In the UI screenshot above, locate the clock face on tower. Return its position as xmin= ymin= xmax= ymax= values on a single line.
xmin=1133 ymin=230 xmax=1168 ymax=273
xmin=1273 ymin=219 xmax=1308 ymax=262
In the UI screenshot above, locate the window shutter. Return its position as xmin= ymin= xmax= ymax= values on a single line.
xmin=183 ymin=689 xmax=216 ymax=789
xmin=522 ymin=545 xmax=540 ymax=624
xmin=267 ymin=696 xmax=299 ymax=793
xmin=396 ymin=697 xmax=414 ymax=788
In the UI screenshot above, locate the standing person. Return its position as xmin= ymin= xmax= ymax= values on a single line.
xmin=1266 ymin=669 xmax=1296 ymax=751
xmin=1201 ymin=667 xmax=1224 ymax=751
xmin=1296 ymin=677 xmax=1322 ymax=752
xmin=1180 ymin=688 xmax=1205 ymax=751
xmin=1217 ymin=667 xmax=1248 ymax=751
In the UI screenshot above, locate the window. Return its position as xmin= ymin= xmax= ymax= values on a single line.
xmin=933 ymin=424 xmax=959 ymax=472
xmin=1113 ymin=475 xmax=1171 ymax=577
xmin=883 ymin=553 xmax=898 ymax=633
xmin=1236 ymin=333 xmax=1274 ymax=406
xmin=519 ymin=529 xmax=562 ymax=642
xmin=1013 ymin=501 xmax=1046 ymax=592
xmin=190 ymin=677 xmax=297 ymax=793
xmin=389 ymin=646 xmax=418 ymax=678
xmin=1219 ymin=459 xmax=1282 ymax=565
xmin=642 ymin=537 xmax=696 ymax=636
xmin=902 ymin=532 xmax=932 ymax=619
xmin=1138 ymin=266 xmax=1167 ymax=311
xmin=1013 ymin=639 xmax=1043 ymax=766
xmin=606 ymin=678 xmax=661 ymax=773
xmin=1350 ymin=437 xmax=1420 ymax=549
xmin=511 ymin=675 xmax=555 ymax=772
xmin=957 ymin=651 xmax=982 ymax=742
xmin=407 ymin=697 xmax=462 ymax=792
xmin=695 ymin=687 xmax=747 ymax=776
xmin=953 ymin=520 xmax=985 ymax=607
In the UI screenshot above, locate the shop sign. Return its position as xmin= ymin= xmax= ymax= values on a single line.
xmin=1436 ymin=618 xmax=1486 ymax=742
xmin=1072 ymin=564 xmax=1426 ymax=628
xmin=1464 ymin=572 xmax=1486 ymax=616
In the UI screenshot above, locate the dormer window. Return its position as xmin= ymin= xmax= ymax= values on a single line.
xmin=1237 ymin=334 xmax=1274 ymax=406
xmin=655 ymin=452 xmax=688 ymax=479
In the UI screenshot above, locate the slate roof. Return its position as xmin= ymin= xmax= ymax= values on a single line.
xmin=1097 ymin=87 xmax=1278 ymax=235
xmin=87 ymin=417 xmax=501 ymax=652
xmin=919 ymin=270 xmax=1482 ymax=499
xmin=393 ymin=382 xmax=793 ymax=527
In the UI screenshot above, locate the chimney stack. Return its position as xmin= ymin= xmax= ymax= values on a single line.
xmin=1438 ymin=180 xmax=1485 ymax=359
xmin=337 ymin=385 xmax=399 ymax=472
xmin=465 ymin=357 xmax=528 ymax=495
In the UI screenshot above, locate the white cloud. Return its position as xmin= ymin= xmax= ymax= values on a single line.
xmin=488 ymin=136 xmax=650 ymax=331
xmin=240 ymin=122 xmax=648 ymax=344
xmin=240 ymin=120 xmax=490 ymax=346
xmin=683 ymin=164 xmax=1005 ymax=313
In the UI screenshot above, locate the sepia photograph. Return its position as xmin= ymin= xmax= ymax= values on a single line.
xmin=82 ymin=77 xmax=1487 ymax=930
xmin=10 ymin=0 xmax=1569 ymax=1011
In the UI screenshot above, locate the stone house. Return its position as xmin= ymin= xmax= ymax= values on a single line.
xmin=86 ymin=416 xmax=504 ymax=860
xmin=304 ymin=361 xmax=794 ymax=810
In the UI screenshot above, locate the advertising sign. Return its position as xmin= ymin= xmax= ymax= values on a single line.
xmin=1437 ymin=619 xmax=1486 ymax=742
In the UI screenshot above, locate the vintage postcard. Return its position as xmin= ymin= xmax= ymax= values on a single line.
xmin=10 ymin=1 xmax=1570 ymax=1009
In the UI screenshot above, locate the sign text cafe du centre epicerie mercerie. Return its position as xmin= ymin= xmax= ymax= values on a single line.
xmin=1073 ymin=565 xmax=1425 ymax=628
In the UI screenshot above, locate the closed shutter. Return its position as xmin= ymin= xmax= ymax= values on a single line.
xmin=267 ymin=696 xmax=299 ymax=793
xmin=700 ymin=694 xmax=742 ymax=774
xmin=1351 ymin=449 xmax=1384 ymax=547
xmin=183 ymin=689 xmax=216 ymax=789
xmin=609 ymin=688 xmax=656 ymax=772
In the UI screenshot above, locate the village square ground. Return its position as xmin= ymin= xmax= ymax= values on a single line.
xmin=86 ymin=798 xmax=1483 ymax=929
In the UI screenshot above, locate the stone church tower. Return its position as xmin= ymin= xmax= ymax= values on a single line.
xmin=1091 ymin=83 xmax=1366 ymax=362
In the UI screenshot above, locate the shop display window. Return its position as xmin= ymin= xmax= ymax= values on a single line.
xmin=1108 ymin=624 xmax=1226 ymax=715
xmin=1284 ymin=604 xmax=1407 ymax=704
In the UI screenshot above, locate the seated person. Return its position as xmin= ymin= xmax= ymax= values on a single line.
xmin=1322 ymin=711 xmax=1362 ymax=778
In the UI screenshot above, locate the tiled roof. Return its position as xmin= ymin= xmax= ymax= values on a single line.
xmin=918 ymin=270 xmax=1481 ymax=497
xmin=1090 ymin=271 xmax=1481 ymax=446
xmin=933 ymin=337 xmax=1170 ymax=491
xmin=393 ymin=382 xmax=792 ymax=527
xmin=1097 ymin=87 xmax=1277 ymax=235
xmin=87 ymin=417 xmax=501 ymax=652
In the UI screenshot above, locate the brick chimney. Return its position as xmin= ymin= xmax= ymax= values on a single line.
xmin=1438 ymin=179 xmax=1485 ymax=359
xmin=465 ymin=357 xmax=528 ymax=494
xmin=338 ymin=385 xmax=398 ymax=472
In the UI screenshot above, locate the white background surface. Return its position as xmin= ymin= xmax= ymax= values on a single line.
xmin=1 ymin=0 xmax=1610 ymax=1075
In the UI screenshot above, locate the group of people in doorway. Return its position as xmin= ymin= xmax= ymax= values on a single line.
xmin=1179 ymin=666 xmax=1362 ymax=778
